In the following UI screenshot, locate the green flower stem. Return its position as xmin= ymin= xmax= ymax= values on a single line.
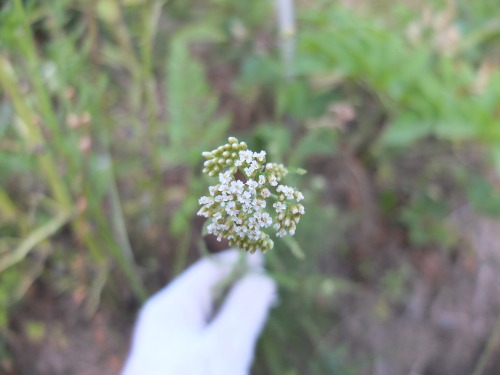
xmin=172 ymin=172 xmax=198 ymax=276
xmin=173 ymin=230 xmax=191 ymax=277
xmin=211 ymin=251 xmax=247 ymax=313
xmin=281 ymin=235 xmax=305 ymax=259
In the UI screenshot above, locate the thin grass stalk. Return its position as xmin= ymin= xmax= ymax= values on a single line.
xmin=276 ymin=0 xmax=296 ymax=80
xmin=11 ymin=0 xmax=65 ymax=147
xmin=0 ymin=210 xmax=71 ymax=273
xmin=44 ymin=3 xmax=144 ymax=297
xmin=0 ymin=56 xmax=72 ymax=210
xmin=139 ymin=1 xmax=168 ymax=234
xmin=0 ymin=189 xmax=19 ymax=222
xmin=140 ymin=0 xmax=163 ymax=139
xmin=471 ymin=312 xmax=500 ymax=375
xmin=0 ymin=55 xmax=105 ymax=268
xmin=0 ymin=56 xmax=147 ymax=300
xmin=109 ymin=0 xmax=143 ymax=110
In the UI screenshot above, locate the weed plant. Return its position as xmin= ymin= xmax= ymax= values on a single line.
xmin=1 ymin=0 xmax=500 ymax=373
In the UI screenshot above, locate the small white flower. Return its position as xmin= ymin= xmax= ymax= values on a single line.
xmin=197 ymin=207 xmax=210 ymax=217
xmin=198 ymin=196 xmax=213 ymax=206
xmin=241 ymin=202 xmax=253 ymax=213
xmin=268 ymin=175 xmax=278 ymax=186
xmin=246 ymin=179 xmax=258 ymax=190
xmin=239 ymin=150 xmax=254 ymax=164
xmin=238 ymin=191 xmax=252 ymax=204
xmin=258 ymin=175 xmax=267 ymax=185
xmin=234 ymin=225 xmax=247 ymax=238
xmin=213 ymin=212 xmax=223 ymax=222
xmin=209 ymin=186 xmax=217 ymax=196
xmin=248 ymin=229 xmax=261 ymax=241
xmin=207 ymin=223 xmax=216 ymax=234
xmin=253 ymin=198 xmax=266 ymax=209
xmin=244 ymin=161 xmax=260 ymax=177
xmin=260 ymin=187 xmax=270 ymax=198
xmin=256 ymin=212 xmax=272 ymax=227
xmin=254 ymin=151 xmax=266 ymax=162
xmin=273 ymin=202 xmax=286 ymax=213
xmin=229 ymin=180 xmax=245 ymax=195
xmin=248 ymin=215 xmax=258 ymax=228
xmin=219 ymin=171 xmax=233 ymax=185
xmin=277 ymin=185 xmax=295 ymax=200
xmin=276 ymin=229 xmax=287 ymax=237
xmin=225 ymin=201 xmax=239 ymax=217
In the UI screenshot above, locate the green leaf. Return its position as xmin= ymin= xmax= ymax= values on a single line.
xmin=380 ymin=114 xmax=432 ymax=146
xmin=166 ymin=24 xmax=229 ymax=166
xmin=467 ymin=177 xmax=500 ymax=218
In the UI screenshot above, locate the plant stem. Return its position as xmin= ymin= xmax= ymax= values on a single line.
xmin=0 ymin=210 xmax=72 ymax=273
xmin=12 ymin=0 xmax=65 ymax=147
xmin=281 ymin=235 xmax=305 ymax=259
xmin=0 ymin=56 xmax=72 ymax=210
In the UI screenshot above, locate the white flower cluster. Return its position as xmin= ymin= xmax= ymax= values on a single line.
xmin=198 ymin=137 xmax=305 ymax=253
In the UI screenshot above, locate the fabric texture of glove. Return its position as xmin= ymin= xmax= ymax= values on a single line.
xmin=121 ymin=249 xmax=276 ymax=375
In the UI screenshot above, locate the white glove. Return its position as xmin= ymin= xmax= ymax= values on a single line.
xmin=121 ymin=249 xmax=277 ymax=375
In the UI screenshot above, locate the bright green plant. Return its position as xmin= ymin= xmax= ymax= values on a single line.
xmin=1 ymin=0 xmax=499 ymax=374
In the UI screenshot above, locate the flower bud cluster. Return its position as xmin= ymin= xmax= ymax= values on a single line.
xmin=201 ymin=137 xmax=247 ymax=176
xmin=198 ymin=137 xmax=305 ymax=253
xmin=273 ymin=185 xmax=305 ymax=237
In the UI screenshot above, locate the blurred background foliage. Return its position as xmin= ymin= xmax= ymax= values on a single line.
xmin=1 ymin=0 xmax=500 ymax=373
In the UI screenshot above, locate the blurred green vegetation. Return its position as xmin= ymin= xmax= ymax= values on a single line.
xmin=1 ymin=0 xmax=500 ymax=373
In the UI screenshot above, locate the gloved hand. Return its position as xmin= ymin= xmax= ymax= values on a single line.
xmin=121 ymin=249 xmax=277 ymax=375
